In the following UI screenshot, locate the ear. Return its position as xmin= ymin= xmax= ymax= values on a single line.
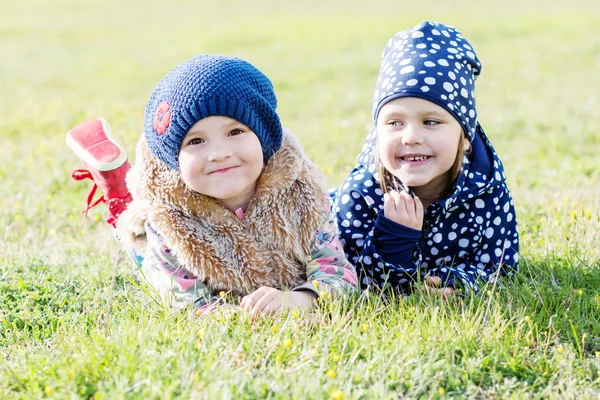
xmin=463 ymin=135 xmax=472 ymax=154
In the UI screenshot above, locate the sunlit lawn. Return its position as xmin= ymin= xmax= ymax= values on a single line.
xmin=1 ymin=0 xmax=600 ymax=398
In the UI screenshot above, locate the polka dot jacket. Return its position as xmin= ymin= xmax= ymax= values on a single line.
xmin=332 ymin=21 xmax=519 ymax=294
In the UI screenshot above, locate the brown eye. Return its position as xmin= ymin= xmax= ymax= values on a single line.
xmin=188 ymin=138 xmax=204 ymax=145
xmin=228 ymin=129 xmax=244 ymax=136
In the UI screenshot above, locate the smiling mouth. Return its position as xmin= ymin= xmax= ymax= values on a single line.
xmin=209 ymin=166 xmax=239 ymax=174
xmin=399 ymin=156 xmax=431 ymax=162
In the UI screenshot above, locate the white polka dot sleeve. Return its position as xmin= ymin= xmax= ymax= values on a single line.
xmin=332 ymin=166 xmax=519 ymax=295
xmin=433 ymin=187 xmax=519 ymax=295
xmin=332 ymin=167 xmax=423 ymax=292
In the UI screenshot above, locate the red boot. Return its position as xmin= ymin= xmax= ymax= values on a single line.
xmin=66 ymin=118 xmax=132 ymax=228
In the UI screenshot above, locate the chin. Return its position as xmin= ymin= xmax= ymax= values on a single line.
xmin=392 ymin=173 xmax=425 ymax=186
xmin=209 ymin=190 xmax=241 ymax=201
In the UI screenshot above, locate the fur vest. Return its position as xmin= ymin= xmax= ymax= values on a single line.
xmin=117 ymin=130 xmax=327 ymax=296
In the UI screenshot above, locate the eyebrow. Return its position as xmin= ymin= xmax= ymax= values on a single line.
xmin=380 ymin=107 xmax=446 ymax=118
xmin=186 ymin=119 xmax=241 ymax=135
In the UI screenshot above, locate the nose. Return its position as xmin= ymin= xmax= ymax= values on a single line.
xmin=206 ymin=141 xmax=233 ymax=162
xmin=401 ymin=123 xmax=424 ymax=146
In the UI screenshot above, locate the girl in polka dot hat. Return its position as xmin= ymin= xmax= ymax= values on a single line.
xmin=66 ymin=55 xmax=357 ymax=317
xmin=332 ymin=21 xmax=519 ymax=296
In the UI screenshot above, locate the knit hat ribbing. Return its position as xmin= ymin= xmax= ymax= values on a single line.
xmin=144 ymin=55 xmax=282 ymax=170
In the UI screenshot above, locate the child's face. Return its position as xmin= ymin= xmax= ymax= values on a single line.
xmin=376 ymin=97 xmax=469 ymax=198
xmin=178 ymin=116 xmax=264 ymax=211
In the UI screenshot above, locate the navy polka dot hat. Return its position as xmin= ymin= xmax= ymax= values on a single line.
xmin=372 ymin=20 xmax=482 ymax=142
xmin=144 ymin=54 xmax=283 ymax=170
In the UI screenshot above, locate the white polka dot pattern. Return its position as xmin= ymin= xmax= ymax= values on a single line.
xmin=358 ymin=20 xmax=482 ymax=168
xmin=332 ymin=21 xmax=519 ymax=294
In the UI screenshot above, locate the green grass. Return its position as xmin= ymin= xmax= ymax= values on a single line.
xmin=2 ymin=0 xmax=600 ymax=398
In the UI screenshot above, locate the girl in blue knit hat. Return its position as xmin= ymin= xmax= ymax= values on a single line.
xmin=332 ymin=21 xmax=519 ymax=296
xmin=67 ymin=55 xmax=358 ymax=316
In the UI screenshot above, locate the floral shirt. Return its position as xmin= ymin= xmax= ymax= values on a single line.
xmin=133 ymin=203 xmax=358 ymax=310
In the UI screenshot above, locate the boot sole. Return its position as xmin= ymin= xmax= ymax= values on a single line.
xmin=66 ymin=118 xmax=128 ymax=172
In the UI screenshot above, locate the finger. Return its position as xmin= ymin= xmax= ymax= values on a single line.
xmin=251 ymin=290 xmax=279 ymax=317
xmin=414 ymin=196 xmax=424 ymax=219
xmin=442 ymin=287 xmax=455 ymax=299
xmin=422 ymin=285 xmax=455 ymax=299
xmin=240 ymin=292 xmax=257 ymax=308
xmin=240 ymin=287 xmax=269 ymax=311
xmin=383 ymin=192 xmax=394 ymax=216
xmin=252 ymin=294 xmax=282 ymax=319
xmin=421 ymin=284 xmax=436 ymax=296
xmin=390 ymin=190 xmax=408 ymax=215
xmin=425 ymin=276 xmax=442 ymax=287
xmin=239 ymin=295 xmax=249 ymax=309
xmin=400 ymin=191 xmax=416 ymax=217
xmin=422 ymin=285 xmax=444 ymax=296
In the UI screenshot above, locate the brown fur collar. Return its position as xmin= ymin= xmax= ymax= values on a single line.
xmin=117 ymin=130 xmax=327 ymax=296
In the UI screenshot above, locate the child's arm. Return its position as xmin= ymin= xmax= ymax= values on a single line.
xmin=426 ymin=188 xmax=519 ymax=295
xmin=334 ymin=167 xmax=423 ymax=291
xmin=240 ymin=205 xmax=358 ymax=317
xmin=291 ymin=206 xmax=359 ymax=298
xmin=140 ymin=222 xmax=223 ymax=312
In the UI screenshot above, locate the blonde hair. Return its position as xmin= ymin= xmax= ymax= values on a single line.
xmin=377 ymin=133 xmax=469 ymax=195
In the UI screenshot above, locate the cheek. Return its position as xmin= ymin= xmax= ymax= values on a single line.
xmin=242 ymin=138 xmax=264 ymax=167
xmin=178 ymin=152 xmax=203 ymax=183
xmin=377 ymin=136 xmax=397 ymax=169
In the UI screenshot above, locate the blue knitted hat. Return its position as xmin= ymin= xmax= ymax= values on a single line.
xmin=372 ymin=21 xmax=482 ymax=142
xmin=144 ymin=55 xmax=283 ymax=170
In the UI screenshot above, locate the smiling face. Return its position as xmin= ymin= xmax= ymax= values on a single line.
xmin=178 ymin=116 xmax=264 ymax=212
xmin=376 ymin=97 xmax=469 ymax=200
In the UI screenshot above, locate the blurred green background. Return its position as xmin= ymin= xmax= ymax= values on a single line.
xmin=2 ymin=0 xmax=600 ymax=397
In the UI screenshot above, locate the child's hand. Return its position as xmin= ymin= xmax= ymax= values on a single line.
xmin=240 ymin=287 xmax=317 ymax=318
xmin=383 ymin=190 xmax=424 ymax=230
xmin=421 ymin=276 xmax=455 ymax=299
